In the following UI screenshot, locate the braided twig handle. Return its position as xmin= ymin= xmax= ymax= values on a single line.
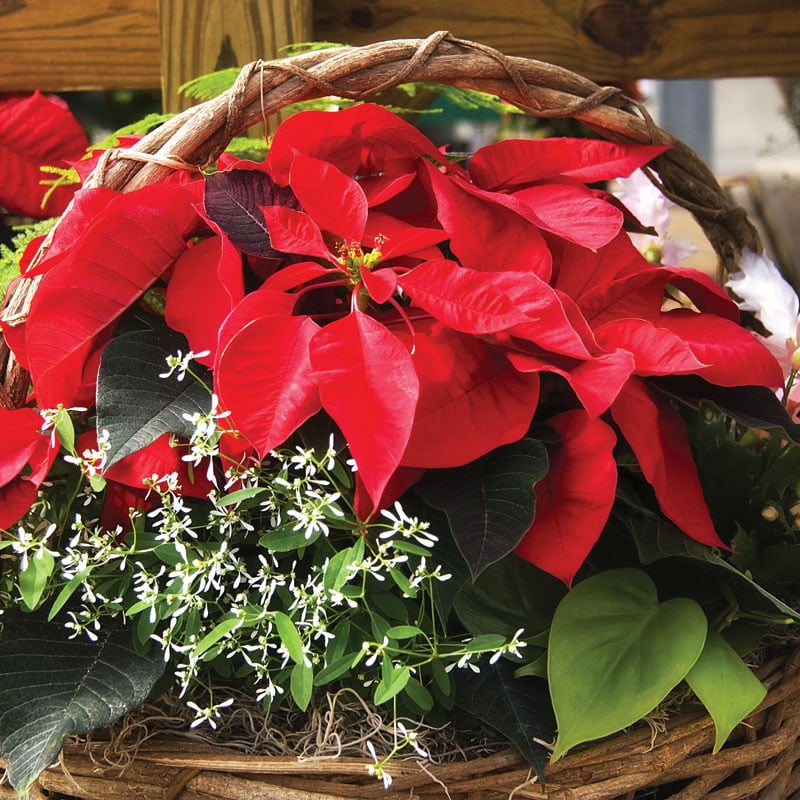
xmin=88 ymin=31 xmax=758 ymax=273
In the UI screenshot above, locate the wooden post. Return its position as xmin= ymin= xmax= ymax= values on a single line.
xmin=158 ymin=0 xmax=313 ymax=114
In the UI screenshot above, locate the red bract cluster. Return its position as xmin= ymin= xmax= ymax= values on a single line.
xmin=0 ymin=92 xmax=89 ymax=218
xmin=0 ymin=104 xmax=784 ymax=583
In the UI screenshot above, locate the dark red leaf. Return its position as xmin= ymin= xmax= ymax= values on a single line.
xmin=216 ymin=315 xmax=322 ymax=458
xmin=203 ymin=168 xmax=300 ymax=258
xmin=578 ymin=269 xmax=669 ymax=328
xmin=515 ymin=410 xmax=618 ymax=585
xmin=310 ymin=310 xmax=419 ymax=508
xmin=610 ymin=378 xmax=727 ymax=549
xmin=469 ymin=138 xmax=669 ymax=191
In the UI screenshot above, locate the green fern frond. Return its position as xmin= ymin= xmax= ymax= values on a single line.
xmin=180 ymin=69 xmax=241 ymax=102
xmin=92 ymin=113 xmax=174 ymax=150
xmin=400 ymin=83 xmax=524 ymax=115
xmin=224 ymin=136 xmax=269 ymax=162
xmin=279 ymin=41 xmax=347 ymax=56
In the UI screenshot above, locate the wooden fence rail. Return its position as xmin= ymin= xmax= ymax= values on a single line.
xmin=0 ymin=1 xmax=798 ymax=110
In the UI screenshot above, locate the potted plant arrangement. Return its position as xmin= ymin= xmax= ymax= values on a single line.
xmin=1 ymin=33 xmax=799 ymax=800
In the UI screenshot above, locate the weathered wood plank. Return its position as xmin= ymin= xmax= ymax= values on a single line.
xmin=313 ymin=0 xmax=800 ymax=81
xmin=159 ymin=0 xmax=312 ymax=112
xmin=0 ymin=1 xmax=798 ymax=92
xmin=0 ymin=0 xmax=161 ymax=92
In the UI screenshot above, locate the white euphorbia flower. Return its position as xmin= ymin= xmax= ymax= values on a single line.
xmin=616 ymin=168 xmax=698 ymax=265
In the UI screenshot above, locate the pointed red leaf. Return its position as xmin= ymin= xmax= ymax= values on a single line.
xmin=655 ymin=310 xmax=784 ymax=388
xmin=422 ymin=161 xmax=552 ymax=277
xmin=0 ymin=407 xmax=59 ymax=528
xmin=594 ymin=317 xmax=708 ymax=375
xmin=551 ymin=231 xmax=650 ymax=302
xmin=515 ymin=410 xmax=618 ymax=585
xmin=511 ymin=182 xmax=623 ymax=249
xmin=263 ymin=261 xmax=336 ymax=292
xmin=398 ymin=260 xmax=534 ymax=334
xmin=310 ymin=310 xmax=419 ymax=507
xmin=216 ymin=315 xmax=322 ymax=458
xmin=353 ymin=466 xmax=425 ymax=521
xmin=289 ymin=151 xmax=367 ymax=241
xmin=399 ymin=324 xmax=540 ymax=468
xmin=260 ymin=205 xmax=334 ymax=262
xmin=508 ymin=348 xmax=635 ymax=416
xmin=361 ymin=267 xmax=397 ymax=304
xmin=25 ymin=188 xmax=120 ymax=278
xmin=25 ymin=183 xmax=200 ymax=408
xmin=363 ymin=211 xmax=447 ymax=260
xmin=0 ymin=408 xmax=49 ymax=486
xmin=656 ymin=265 xmax=740 ymax=321
xmin=104 ymin=433 xmax=214 ymax=498
xmin=361 ymin=170 xmax=416 ymax=207
xmin=469 ymin=138 xmax=669 ymax=191
xmin=610 ymin=378 xmax=727 ymax=549
xmin=267 ymin=104 xmax=446 ymax=183
xmin=578 ymin=269 xmax=669 ymax=327
xmin=165 ymin=235 xmax=244 ymax=365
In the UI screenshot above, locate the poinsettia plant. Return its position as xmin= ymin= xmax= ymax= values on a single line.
xmin=1 ymin=94 xmax=800 ymax=797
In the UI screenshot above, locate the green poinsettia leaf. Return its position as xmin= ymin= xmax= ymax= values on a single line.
xmin=454 ymin=657 xmax=554 ymax=781
xmin=417 ymin=438 xmax=548 ymax=579
xmin=548 ymin=568 xmax=707 ymax=761
xmin=614 ymin=482 xmax=800 ymax=623
xmin=685 ymin=632 xmax=767 ymax=753
xmin=0 ymin=616 xmax=164 ymax=797
xmin=97 ymin=328 xmax=212 ymax=470
xmin=454 ymin=553 xmax=565 ymax=638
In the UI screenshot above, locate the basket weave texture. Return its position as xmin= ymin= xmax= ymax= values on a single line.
xmin=1 ymin=30 xmax=797 ymax=800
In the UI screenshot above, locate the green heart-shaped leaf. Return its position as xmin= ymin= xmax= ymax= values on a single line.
xmin=685 ymin=632 xmax=767 ymax=753
xmin=548 ymin=568 xmax=707 ymax=760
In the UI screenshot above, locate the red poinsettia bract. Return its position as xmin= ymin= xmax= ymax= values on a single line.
xmin=0 ymin=92 xmax=89 ymax=218
xmin=3 ymin=102 xmax=786 ymax=585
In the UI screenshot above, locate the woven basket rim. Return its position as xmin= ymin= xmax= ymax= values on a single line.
xmin=13 ymin=646 xmax=799 ymax=800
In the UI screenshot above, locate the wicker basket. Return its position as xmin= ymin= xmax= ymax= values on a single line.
xmin=2 ymin=30 xmax=797 ymax=800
